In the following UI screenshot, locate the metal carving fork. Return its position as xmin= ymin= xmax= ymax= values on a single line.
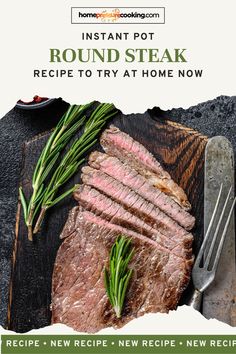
xmin=189 ymin=184 xmax=236 ymax=311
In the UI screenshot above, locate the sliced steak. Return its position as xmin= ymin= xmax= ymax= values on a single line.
xmin=60 ymin=208 xmax=193 ymax=276
xmin=79 ymin=171 xmax=192 ymax=249
xmin=85 ymin=155 xmax=195 ymax=231
xmin=74 ymin=185 xmax=192 ymax=259
xmin=101 ymin=125 xmax=191 ymax=210
xmin=52 ymin=209 xmax=192 ymax=333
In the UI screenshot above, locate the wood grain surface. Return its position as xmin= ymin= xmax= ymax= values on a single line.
xmin=8 ymin=110 xmax=207 ymax=333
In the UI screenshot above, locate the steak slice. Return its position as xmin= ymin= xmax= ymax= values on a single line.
xmin=101 ymin=125 xmax=191 ymax=210
xmin=86 ymin=155 xmax=195 ymax=231
xmin=52 ymin=209 xmax=192 ymax=333
xmin=74 ymin=185 xmax=192 ymax=259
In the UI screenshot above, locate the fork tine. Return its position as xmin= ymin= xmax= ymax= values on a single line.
xmin=212 ymin=196 xmax=236 ymax=271
xmin=204 ymin=186 xmax=232 ymax=269
xmin=194 ymin=184 xmax=223 ymax=268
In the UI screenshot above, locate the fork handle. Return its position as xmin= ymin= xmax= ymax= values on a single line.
xmin=188 ymin=289 xmax=202 ymax=311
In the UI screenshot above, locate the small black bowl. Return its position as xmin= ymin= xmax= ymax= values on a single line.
xmin=16 ymin=96 xmax=56 ymax=110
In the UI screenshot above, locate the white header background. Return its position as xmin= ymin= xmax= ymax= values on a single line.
xmin=0 ymin=0 xmax=236 ymax=116
xmin=0 ymin=0 xmax=236 ymax=335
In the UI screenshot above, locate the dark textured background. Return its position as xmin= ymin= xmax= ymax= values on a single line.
xmin=0 ymin=96 xmax=236 ymax=327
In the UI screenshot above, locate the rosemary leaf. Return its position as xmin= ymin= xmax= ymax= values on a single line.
xmin=39 ymin=152 xmax=60 ymax=184
xmin=104 ymin=268 xmax=112 ymax=304
xmin=47 ymin=184 xmax=79 ymax=208
xmin=33 ymin=183 xmax=45 ymax=204
xmin=104 ymin=235 xmax=134 ymax=318
xmin=32 ymin=193 xmax=45 ymax=220
xmin=55 ymin=118 xmax=86 ymax=146
xmin=19 ymin=187 xmax=28 ymax=224
xmin=120 ymin=269 xmax=133 ymax=312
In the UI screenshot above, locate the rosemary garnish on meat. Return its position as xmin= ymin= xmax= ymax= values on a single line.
xmin=19 ymin=102 xmax=117 ymax=240
xmin=104 ymin=235 xmax=134 ymax=318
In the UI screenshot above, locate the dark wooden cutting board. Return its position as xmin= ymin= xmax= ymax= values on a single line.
xmin=7 ymin=110 xmax=207 ymax=333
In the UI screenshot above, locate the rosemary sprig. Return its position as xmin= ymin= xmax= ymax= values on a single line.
xmin=19 ymin=103 xmax=93 ymax=240
xmin=104 ymin=235 xmax=134 ymax=318
xmin=32 ymin=102 xmax=117 ymax=234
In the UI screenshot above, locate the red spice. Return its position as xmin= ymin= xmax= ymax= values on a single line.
xmin=17 ymin=95 xmax=48 ymax=105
